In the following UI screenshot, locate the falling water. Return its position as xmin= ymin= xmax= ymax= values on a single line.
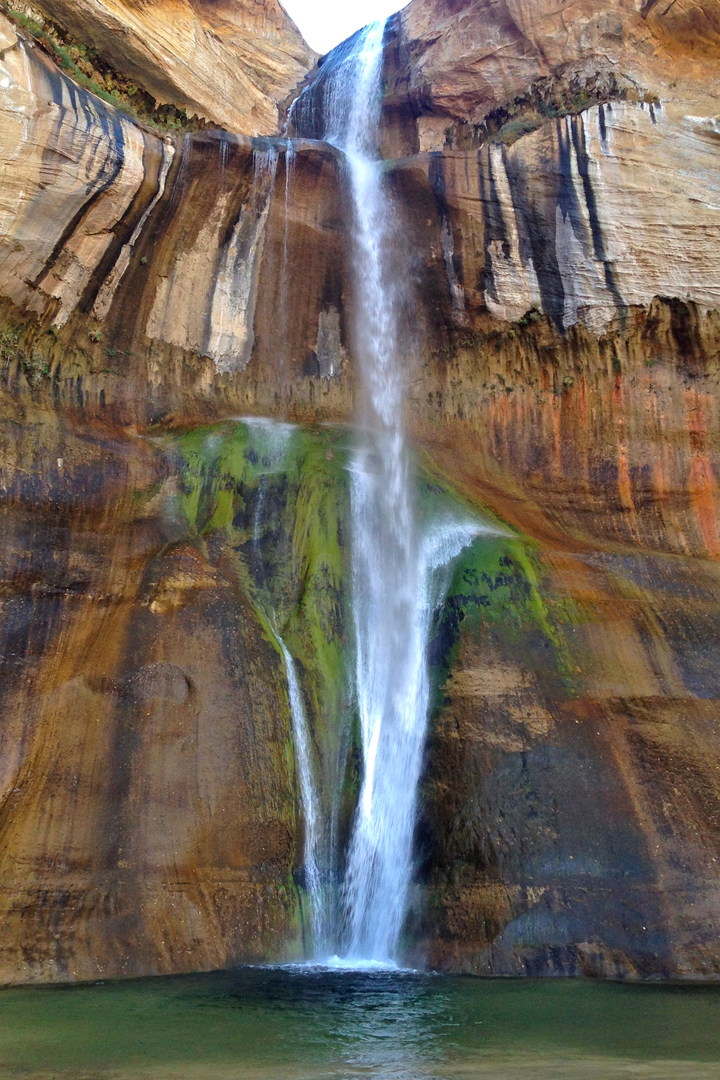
xmin=345 ymin=516 xmax=481 ymax=963
xmin=279 ymin=140 xmax=296 ymax=368
xmin=331 ymin=23 xmax=433 ymax=963
xmin=293 ymin=22 xmax=479 ymax=965
xmin=277 ymin=637 xmax=328 ymax=953
xmin=240 ymin=418 xmax=329 ymax=953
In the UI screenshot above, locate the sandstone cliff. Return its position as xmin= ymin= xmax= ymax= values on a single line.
xmin=4 ymin=8 xmax=719 ymax=370
xmin=18 ymin=0 xmax=315 ymax=134
xmin=0 ymin=0 xmax=719 ymax=982
xmin=386 ymin=0 xmax=720 ymax=151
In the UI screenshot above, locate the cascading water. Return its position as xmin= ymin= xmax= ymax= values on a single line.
xmin=240 ymin=418 xmax=329 ymax=954
xmin=277 ymin=637 xmax=328 ymax=953
xmin=292 ymin=23 xmax=480 ymax=965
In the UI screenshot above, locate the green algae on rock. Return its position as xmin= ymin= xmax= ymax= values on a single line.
xmin=169 ymin=418 xmax=572 ymax=958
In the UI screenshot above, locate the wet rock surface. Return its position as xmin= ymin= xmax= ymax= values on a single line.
xmin=384 ymin=0 xmax=720 ymax=152
xmin=0 ymin=417 xmax=302 ymax=981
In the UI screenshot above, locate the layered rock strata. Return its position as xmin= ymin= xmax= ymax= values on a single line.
xmin=20 ymin=0 xmax=315 ymax=134
xmin=3 ymin=14 xmax=719 ymax=386
xmin=384 ymin=0 xmax=720 ymax=152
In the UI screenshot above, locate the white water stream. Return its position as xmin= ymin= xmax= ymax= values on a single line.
xmin=240 ymin=418 xmax=330 ymax=953
xmin=277 ymin=637 xmax=328 ymax=953
xmin=291 ymin=23 xmax=481 ymax=963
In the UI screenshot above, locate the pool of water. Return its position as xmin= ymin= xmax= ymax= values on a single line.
xmin=1 ymin=966 xmax=720 ymax=1079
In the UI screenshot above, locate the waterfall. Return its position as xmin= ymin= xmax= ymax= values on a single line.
xmin=281 ymin=140 xmax=295 ymax=368
xmin=277 ymin=637 xmax=328 ymax=954
xmin=344 ymin=517 xmax=480 ymax=963
xmin=240 ymin=418 xmax=329 ymax=954
xmin=293 ymin=23 xmax=479 ymax=966
xmin=327 ymin=22 xmax=430 ymax=964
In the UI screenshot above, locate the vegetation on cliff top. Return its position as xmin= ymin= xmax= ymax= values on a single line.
xmin=2 ymin=3 xmax=205 ymax=134
xmin=449 ymin=70 xmax=661 ymax=149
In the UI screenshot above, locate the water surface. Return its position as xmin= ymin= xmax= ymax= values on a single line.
xmin=2 ymin=967 xmax=720 ymax=1079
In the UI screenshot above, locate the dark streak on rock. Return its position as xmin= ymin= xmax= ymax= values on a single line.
xmin=557 ymin=117 xmax=590 ymax=252
xmin=33 ymin=66 xmax=126 ymax=291
xmin=501 ymin=148 xmax=565 ymax=329
xmin=478 ymin=146 xmax=508 ymax=304
xmin=500 ymin=144 xmax=534 ymax=284
xmin=429 ymin=151 xmax=465 ymax=307
xmin=77 ymin=131 xmax=164 ymax=314
xmin=100 ymin=131 xmax=190 ymax=337
xmin=202 ymin=137 xmax=252 ymax=358
xmin=569 ymin=116 xmax=627 ymax=319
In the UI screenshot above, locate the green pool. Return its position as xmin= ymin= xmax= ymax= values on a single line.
xmin=1 ymin=966 xmax=719 ymax=1079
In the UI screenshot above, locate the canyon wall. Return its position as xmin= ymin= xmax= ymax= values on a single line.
xmin=23 ymin=0 xmax=315 ymax=133
xmin=385 ymin=0 xmax=720 ymax=152
xmin=0 ymin=0 xmax=719 ymax=980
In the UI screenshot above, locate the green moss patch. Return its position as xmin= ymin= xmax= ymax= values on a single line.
xmin=171 ymin=419 xmax=352 ymax=807
xmin=171 ymin=419 xmax=573 ymax=776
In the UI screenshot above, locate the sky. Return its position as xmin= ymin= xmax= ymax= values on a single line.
xmin=280 ymin=0 xmax=410 ymax=55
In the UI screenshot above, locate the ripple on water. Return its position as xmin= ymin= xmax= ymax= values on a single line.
xmin=1 ymin=969 xmax=720 ymax=1079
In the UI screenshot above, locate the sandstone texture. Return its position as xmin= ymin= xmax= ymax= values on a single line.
xmin=0 ymin=414 xmax=303 ymax=981
xmin=387 ymin=0 xmax=720 ymax=151
xmin=3 ymin=12 xmax=719 ymax=372
xmin=0 ymin=0 xmax=719 ymax=982
xmin=0 ymin=13 xmax=349 ymax=411
xmin=23 ymin=0 xmax=315 ymax=134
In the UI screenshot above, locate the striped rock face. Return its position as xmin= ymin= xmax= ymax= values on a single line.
xmin=0 ymin=14 xmax=349 ymax=413
xmin=25 ymin=0 xmax=315 ymax=133
xmin=383 ymin=0 xmax=720 ymax=152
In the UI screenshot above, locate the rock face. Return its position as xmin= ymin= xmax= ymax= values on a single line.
xmin=408 ymin=321 xmax=720 ymax=977
xmin=0 ymin=13 xmax=348 ymax=418
xmin=399 ymin=104 xmax=720 ymax=331
xmin=3 ymin=13 xmax=719 ymax=380
xmin=27 ymin=0 xmax=315 ymax=133
xmin=0 ymin=414 xmax=304 ymax=981
xmin=0 ymin=0 xmax=719 ymax=982
xmin=386 ymin=0 xmax=720 ymax=151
